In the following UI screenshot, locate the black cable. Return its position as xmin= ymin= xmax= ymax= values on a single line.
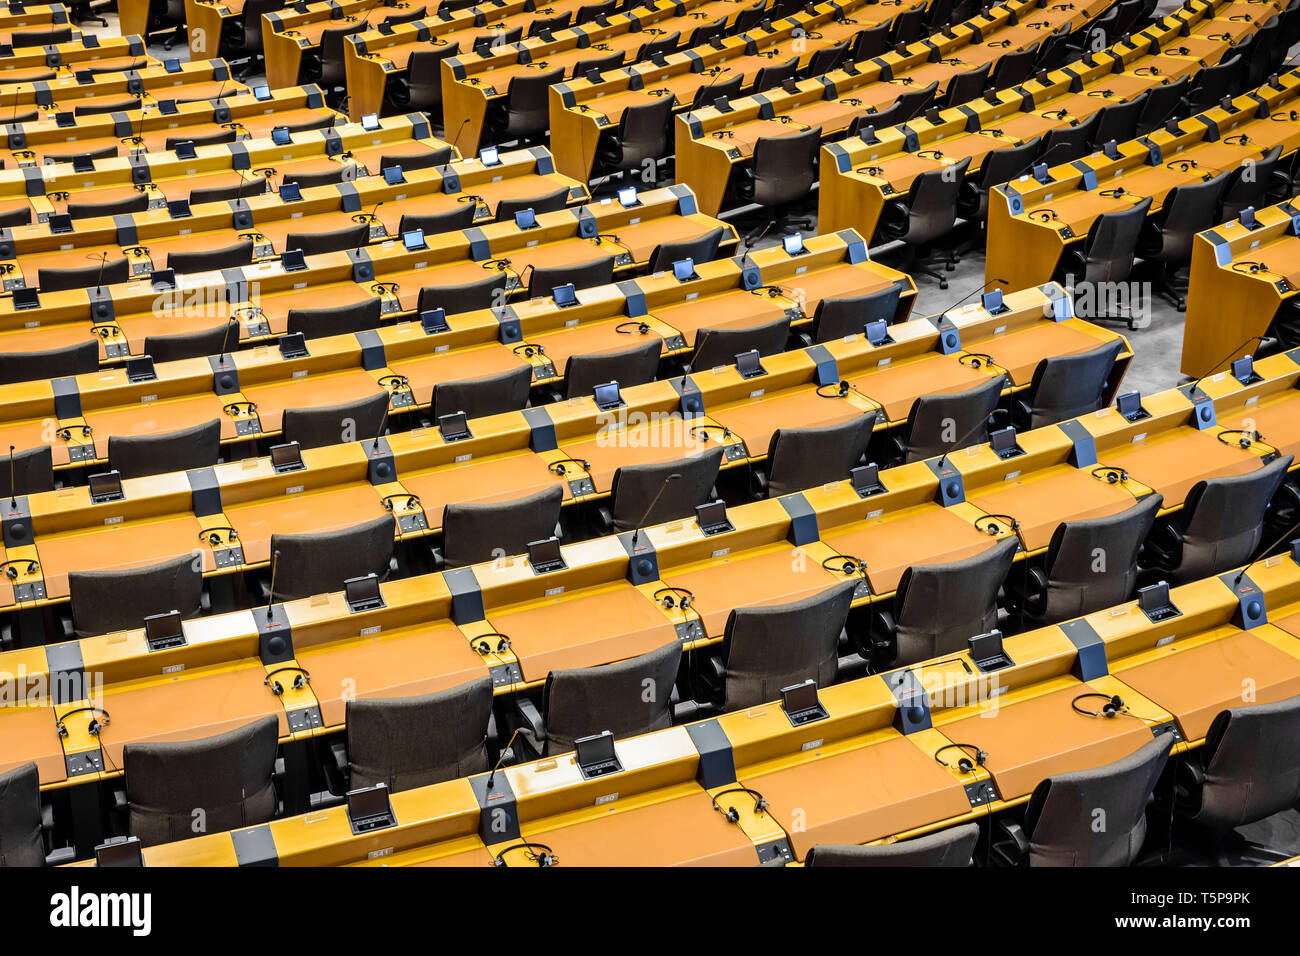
xmin=492 ymin=842 xmax=557 ymax=866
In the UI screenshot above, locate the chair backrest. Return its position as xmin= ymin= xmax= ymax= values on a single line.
xmin=397 ymin=203 xmax=477 ymax=237
xmin=889 ymin=6 xmax=925 ymax=43
xmin=636 ymin=30 xmax=681 ymax=61
xmin=1142 ymin=170 xmax=1229 ymax=264
xmin=406 ymin=45 xmax=461 ymax=109
xmin=125 ymin=716 xmax=279 ymax=847
xmin=577 ymin=0 xmax=617 ymax=23
xmin=270 ymin=514 xmax=396 ymax=601
xmin=648 ymin=226 xmax=725 ymax=273
xmin=165 ymin=128 xmax=239 ymax=151
xmin=765 ymin=412 xmax=877 ymax=497
xmin=45 ymin=144 xmax=121 ymax=166
xmin=1174 ymin=455 xmax=1292 ymax=582
xmin=1187 ymin=693 xmax=1300 ymax=831
xmin=688 ymin=17 xmax=726 ymax=46
xmin=1221 ymin=146 xmax=1283 ymax=223
xmin=1136 ymin=75 xmax=1188 ymax=134
xmin=0 ymin=206 xmax=30 ymax=228
xmin=976 ymin=135 xmax=1042 ymax=191
xmin=166 ymin=239 xmax=254 ymax=275
xmin=415 ymin=271 xmax=508 ymax=314
xmin=1076 ymin=196 xmax=1151 ymax=284
xmin=441 ymin=485 xmax=563 ymax=566
xmin=805 ymin=39 xmax=851 ymax=77
xmin=382 ymin=4 xmax=427 ymax=27
xmin=432 ymin=364 xmax=532 ymax=419
xmin=0 ymin=763 xmax=46 ymax=867
xmin=851 ymin=22 xmax=890 ymax=60
xmin=1025 ymin=338 xmax=1123 ymax=428
xmin=542 ymin=641 xmax=683 ymax=755
xmin=892 ymin=80 xmax=939 ymax=122
xmin=812 ymin=286 xmax=903 ymax=341
xmin=0 ymin=445 xmax=54 ymax=499
xmin=573 ymin=49 xmax=624 ymax=78
xmin=284 ymin=222 xmax=370 ymax=256
xmin=108 ymin=419 xmax=221 ymax=480
xmin=747 ymin=126 xmax=822 ymax=207
xmin=691 ymin=72 xmax=742 ymax=109
xmin=692 ymin=317 xmax=791 ymax=368
xmin=144 ymin=321 xmax=234 ymax=362
xmin=563 ymin=339 xmax=661 ymax=399
xmin=1091 ymin=94 xmax=1146 ymax=147
xmin=903 ymin=374 xmax=1003 ymax=462
xmin=281 ymin=391 xmax=388 ymax=449
xmin=494 ymin=186 xmax=571 ymax=221
xmin=893 ymin=538 xmax=1017 ymax=666
xmin=989 ymin=44 xmax=1038 ymax=89
xmin=1024 ymin=735 xmax=1173 ymax=866
xmin=527 ymin=11 xmax=572 ymax=36
xmin=69 ymin=554 xmax=204 ymax=637
xmin=528 ymin=255 xmax=614 ymax=298
xmin=282 ymin=166 xmax=348 ymax=189
xmin=286 ymin=298 xmax=383 ymax=339
xmin=346 ymin=677 xmax=495 ymax=792
xmin=721 ymin=582 xmax=855 ymax=710
xmin=37 ymin=257 xmax=130 ymax=293
xmin=320 ymin=22 xmax=367 ymax=86
xmin=1040 ymin=111 xmax=1100 ymax=165
xmin=67 ymin=192 xmax=149 ymax=220
xmin=611 ymin=95 xmax=675 ymax=169
xmin=609 ymin=446 xmax=724 ymax=530
xmin=893 ymin=156 xmax=970 ymax=244
xmin=1040 ymin=494 xmax=1163 ymax=624
xmin=806 ymin=822 xmax=980 ymax=867
xmin=75 ymin=98 xmax=140 ymax=116
xmin=11 ymin=27 xmax=72 ymax=47
xmin=734 ymin=0 xmax=768 ymax=34
xmin=505 ymin=67 xmax=564 ymax=135
xmin=191 ymin=176 xmax=269 ymax=206
xmin=473 ymin=26 xmax=522 ymax=55
xmin=0 ymin=340 xmax=99 ymax=387
xmin=942 ymin=62 xmax=991 ymax=108
xmin=1185 ymin=54 xmax=1240 ymax=113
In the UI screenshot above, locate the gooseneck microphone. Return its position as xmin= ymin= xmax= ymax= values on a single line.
xmin=629 ymin=472 xmax=682 ymax=552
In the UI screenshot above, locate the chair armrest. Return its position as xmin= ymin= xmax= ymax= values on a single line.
xmin=45 ymin=846 xmax=77 ymax=867
xmin=113 ymin=787 xmax=128 ymax=812
xmin=514 ymin=696 xmax=546 ymax=742
xmin=997 ymin=819 xmax=1030 ymax=858
xmin=199 ymin=589 xmax=212 ymax=614
xmin=430 ymin=546 xmax=446 ymax=570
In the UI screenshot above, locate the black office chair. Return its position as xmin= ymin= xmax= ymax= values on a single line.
xmin=569 ymin=43 xmax=621 ymax=78
xmin=752 ymin=55 xmax=799 ymax=94
xmin=1013 ymin=339 xmax=1124 ymax=429
xmin=1174 ymin=694 xmax=1300 ymax=862
xmin=436 ymin=485 xmax=563 ymax=567
xmin=0 ymin=340 xmax=99 ymax=387
xmin=75 ymin=98 xmax=142 ymax=116
xmin=1038 ymin=111 xmax=1100 ymax=166
xmin=431 ymin=365 xmax=533 ymax=420
xmin=10 ymin=28 xmax=73 ymax=48
xmin=866 ymin=538 xmax=1017 ymax=667
xmin=1056 ymin=198 xmax=1152 ymax=326
xmin=144 ymin=322 xmax=235 ymax=363
xmin=167 ymin=239 xmax=255 ymax=274
xmin=1182 ymin=55 xmax=1241 ymax=115
xmin=705 ymin=582 xmax=856 ymax=711
xmin=733 ymin=126 xmax=822 ymax=223
xmin=281 ymin=166 xmax=349 ymax=190
xmin=1220 ymin=146 xmax=1283 ymax=225
xmin=381 ymin=5 xmax=427 ymax=27
xmin=758 ymin=413 xmax=877 ymax=498
xmin=473 ymin=26 xmax=522 ymax=56
xmin=389 ymin=45 xmax=461 ymax=116
xmin=992 ymin=736 xmax=1174 ymax=867
xmin=807 ymin=286 xmax=903 ymax=343
xmin=225 ymin=0 xmax=282 ymax=79
xmin=164 ymin=129 xmax=239 ymax=152
xmin=108 ymin=420 xmax=221 ymax=480
xmin=688 ymin=18 xmax=726 ymax=47
xmin=889 ymin=6 xmax=926 ymax=44
xmin=599 ymin=447 xmax=724 ymax=533
xmin=989 ymin=44 xmax=1039 ymax=90
xmin=68 ymin=554 xmax=205 ymax=638
xmin=67 ymin=192 xmax=150 ymax=220
xmin=804 ymin=39 xmax=851 ymax=78
xmin=851 ymin=22 xmax=891 ymax=61
xmin=895 ymin=374 xmax=1003 ymax=463
xmin=562 ymin=340 xmax=661 ymax=399
xmin=806 ymin=823 xmax=980 ymax=867
xmin=941 ymin=62 xmax=991 ymax=109
xmin=691 ymin=73 xmax=743 ymax=110
xmin=499 ymin=67 xmax=564 ymax=143
xmin=44 ymin=145 xmax=121 ymax=167
xmin=877 ymin=156 xmax=970 ymax=288
xmin=576 ymin=0 xmax=617 ymax=23
xmin=36 ymin=258 xmax=130 ymax=293
xmin=1007 ymin=495 xmax=1163 ymax=626
xmin=397 ymin=204 xmax=477 ymax=237
xmin=0 ymin=206 xmax=30 ymax=227
xmin=122 ymin=716 xmax=280 ymax=847
xmin=527 ymin=11 xmax=572 ymax=37
xmin=1135 ymin=171 xmax=1229 ymax=311
xmin=286 ymin=299 xmax=384 ymax=339
xmin=1136 ymin=76 xmax=1189 ymax=135
xmin=317 ymin=22 xmax=367 ymax=94
xmin=1091 ymin=94 xmax=1147 ymax=148
xmin=733 ymin=0 xmax=768 ymax=34
xmin=281 ymin=391 xmax=389 ymax=449
xmin=191 ymin=177 xmax=270 ymax=206
xmin=268 ymin=514 xmax=396 ymax=601
xmin=635 ymin=30 xmax=681 ymax=62
xmin=647 ymin=226 xmax=726 ymax=273
xmin=1246 ymin=16 xmax=1285 ymax=90
xmin=691 ymin=317 xmax=791 ymax=369
xmin=595 ymin=95 xmax=675 ymax=179
xmin=284 ymin=222 xmax=370 ymax=256
xmin=0 ymin=445 xmax=54 ymax=500
xmin=495 ymin=187 xmax=571 ymax=221
xmin=516 ymin=642 xmax=683 ymax=757
xmin=528 ymin=256 xmax=614 ymax=298
xmin=1143 ymin=455 xmax=1292 ymax=585
xmin=415 ymin=271 xmax=509 ymax=314
xmin=956 ymin=136 xmax=1042 ymax=228
xmin=340 ymin=678 xmax=495 ymax=793
xmin=0 ymin=763 xmax=74 ymax=866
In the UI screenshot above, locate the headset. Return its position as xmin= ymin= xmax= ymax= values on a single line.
xmin=1216 ymin=428 xmax=1273 ymax=452
xmin=653 ymin=586 xmax=694 ymax=611
xmin=1071 ymin=691 xmax=1126 ymax=718
xmin=688 ymin=424 xmax=732 ymax=443
xmin=382 ymin=493 xmax=420 ymax=512
xmin=821 ymin=553 xmax=867 ymax=580
xmin=222 ymin=400 xmax=258 ymax=417
xmin=0 ymin=559 xmax=38 ymax=580
xmin=492 ymin=842 xmax=557 ymax=867
xmin=472 ymin=632 xmax=511 ymax=655
xmin=370 ymin=281 xmax=400 ymax=296
xmin=1091 ymin=465 xmax=1129 ymax=484
xmin=513 ymin=342 xmax=546 ymax=359
xmin=378 ymin=374 xmax=410 ymax=392
xmin=958 ymin=352 xmax=996 ymax=370
xmin=548 ymin=458 xmax=590 ymax=476
xmin=199 ymin=526 xmax=239 ymax=546
xmin=1029 ymin=208 xmax=1059 ymax=222
xmin=615 ymin=320 xmax=652 ymax=334
xmin=711 ymin=787 xmax=767 ymax=823
xmin=57 ymin=706 xmax=110 ymax=738
xmin=815 ymin=379 xmax=856 ymax=399
xmin=933 ymin=742 xmax=987 ymax=774
xmin=975 ymin=513 xmax=1019 ymax=537
xmin=264 ymin=666 xmax=310 ymax=696
xmin=57 ymin=424 xmax=93 ymax=441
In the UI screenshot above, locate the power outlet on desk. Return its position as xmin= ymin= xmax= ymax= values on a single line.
xmin=851 ymin=578 xmax=870 ymax=601
xmin=389 ymin=389 xmax=416 ymax=409
xmin=212 ymin=546 xmax=245 ymax=568
xmin=2 ymin=275 xmax=23 ymax=291
xmin=380 ymin=298 xmax=402 ymax=316
xmin=663 ymin=334 xmax=687 ymax=351
xmin=234 ymin=417 xmax=262 ymax=437
xmin=490 ymin=661 xmax=523 ymax=688
xmin=784 ymin=305 xmax=805 ymax=322
xmin=568 ymin=477 xmax=595 ymax=496
xmin=66 ymin=445 xmax=97 ymax=464
xmin=724 ymin=442 xmax=749 ymax=462
xmin=397 ymin=512 xmax=427 ymax=533
xmin=613 ymin=252 xmax=634 ymax=267
xmin=532 ymin=362 xmax=557 ymax=381
xmin=103 ymin=342 xmax=130 ymax=359
xmin=13 ymin=581 xmax=45 ymax=602
xmin=66 ymin=750 xmax=104 ymax=777
xmin=965 ymin=778 xmax=999 ymax=807
xmin=756 ymin=838 xmax=794 ymax=866
xmin=243 ymin=317 xmax=272 ymax=338
xmin=1150 ymin=720 xmax=1183 ymax=743
xmin=286 ymin=706 xmax=323 ymax=733
xmin=675 ymin=619 xmax=704 ymax=642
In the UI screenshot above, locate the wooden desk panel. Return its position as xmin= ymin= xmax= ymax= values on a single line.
xmin=35 ymin=514 xmax=209 ymax=600
xmin=388 ymin=346 xmax=528 ymax=406
xmin=240 ymin=371 xmax=387 ymax=434
xmin=0 ymin=706 xmax=66 ymax=784
xmin=527 ymin=321 xmax=665 ymax=370
xmin=937 ymin=683 xmax=1156 ymax=801
xmin=972 ymin=322 xmax=1118 ymax=385
xmin=744 ymin=734 xmax=973 ymax=857
xmin=650 ymin=288 xmax=787 ymax=337
xmin=967 ymin=465 xmax=1140 ymax=552
xmin=1222 ymin=394 xmax=1300 ymax=459
xmin=401 ymin=451 xmax=570 ymax=529
xmin=1114 ymin=629 xmax=1300 ymax=742
xmin=822 ymin=506 xmax=997 ymax=596
xmin=94 ymin=661 xmax=287 ymax=767
xmin=848 ymin=353 xmax=992 ymax=422
xmin=563 ymin=425 xmax=711 ymax=491
xmin=223 ymin=483 xmax=389 ymax=564
xmin=709 ymin=390 xmax=865 ymax=458
xmin=85 ymin=397 xmax=235 ymax=455
xmin=297 ymin=622 xmax=488 ymax=727
xmin=1103 ymin=428 xmax=1263 ymax=508
xmin=488 ymin=583 xmax=677 ymax=680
